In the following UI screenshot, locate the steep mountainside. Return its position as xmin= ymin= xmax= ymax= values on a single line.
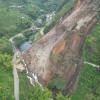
xmin=22 ymin=0 xmax=100 ymax=95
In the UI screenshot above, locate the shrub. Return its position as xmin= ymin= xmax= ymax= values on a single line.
xmin=44 ymin=21 xmax=56 ymax=34
xmin=71 ymin=31 xmax=75 ymax=34
xmin=87 ymin=21 xmax=91 ymax=25
xmin=50 ymin=54 xmax=61 ymax=61
xmin=0 ymin=38 xmax=13 ymax=55
xmin=24 ymin=30 xmax=37 ymax=38
xmin=72 ymin=22 xmax=77 ymax=29
xmin=78 ymin=33 xmax=84 ymax=37
xmin=13 ymin=36 xmax=25 ymax=49
xmin=0 ymin=53 xmax=13 ymax=71
xmin=80 ymin=26 xmax=85 ymax=33
xmin=17 ymin=18 xmax=32 ymax=30
xmin=48 ymin=65 xmax=53 ymax=70
xmin=48 ymin=78 xmax=66 ymax=90
xmin=56 ymin=92 xmax=70 ymax=100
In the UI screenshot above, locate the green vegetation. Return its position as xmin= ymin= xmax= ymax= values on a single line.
xmin=30 ymin=31 xmax=42 ymax=42
xmin=56 ymin=92 xmax=70 ymax=100
xmin=0 ymin=54 xmax=13 ymax=71
xmin=0 ymin=38 xmax=13 ymax=55
xmin=83 ymin=22 xmax=100 ymax=65
xmin=1 ymin=0 xmax=100 ymax=99
xmin=44 ymin=0 xmax=77 ymax=34
xmin=72 ymin=64 xmax=100 ymax=100
xmin=80 ymin=26 xmax=85 ymax=33
xmin=71 ymin=21 xmax=100 ymax=100
xmin=0 ymin=0 xmax=65 ymax=39
xmin=48 ymin=78 xmax=66 ymax=90
xmin=78 ymin=33 xmax=84 ymax=37
xmin=48 ymin=65 xmax=53 ymax=70
xmin=50 ymin=54 xmax=61 ymax=61
xmin=13 ymin=36 xmax=25 ymax=49
xmin=0 ymin=54 xmax=14 ymax=100
xmin=86 ymin=21 xmax=91 ymax=26
xmin=0 ymin=0 xmax=76 ymax=99
xmin=28 ymin=6 xmax=41 ymax=20
xmin=18 ymin=60 xmax=24 ymax=65
xmin=73 ymin=22 xmax=77 ymax=29
xmin=0 ymin=29 xmax=14 ymax=99
xmin=0 ymin=8 xmax=32 ymax=38
xmin=33 ymin=0 xmax=65 ymax=13
xmin=18 ymin=72 xmax=72 ymax=99
xmin=23 ymin=30 xmax=38 ymax=39
xmin=18 ymin=72 xmax=52 ymax=100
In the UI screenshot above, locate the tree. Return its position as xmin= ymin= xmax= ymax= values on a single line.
xmin=0 ymin=53 xmax=13 ymax=70
xmin=18 ymin=18 xmax=32 ymax=29
xmin=0 ymin=53 xmax=14 ymax=100
xmin=0 ymin=38 xmax=13 ymax=55
xmin=13 ymin=36 xmax=25 ymax=49
xmin=28 ymin=7 xmax=41 ymax=20
xmin=56 ymin=92 xmax=70 ymax=100
xmin=19 ymin=72 xmax=53 ymax=100
xmin=29 ymin=85 xmax=53 ymax=100
xmin=48 ymin=78 xmax=66 ymax=90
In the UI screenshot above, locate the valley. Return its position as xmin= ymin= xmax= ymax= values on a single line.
xmin=0 ymin=0 xmax=100 ymax=100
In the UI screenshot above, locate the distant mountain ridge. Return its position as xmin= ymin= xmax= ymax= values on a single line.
xmin=1 ymin=0 xmax=66 ymax=12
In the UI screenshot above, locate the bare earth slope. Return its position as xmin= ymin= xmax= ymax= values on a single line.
xmin=22 ymin=0 xmax=99 ymax=95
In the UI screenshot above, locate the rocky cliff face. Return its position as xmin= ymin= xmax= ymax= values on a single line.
xmin=22 ymin=0 xmax=99 ymax=95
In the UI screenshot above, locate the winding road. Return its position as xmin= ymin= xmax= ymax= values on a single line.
xmin=10 ymin=37 xmax=19 ymax=100
xmin=13 ymin=61 xmax=19 ymax=100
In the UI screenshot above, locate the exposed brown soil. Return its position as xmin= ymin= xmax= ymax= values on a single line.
xmin=50 ymin=39 xmax=66 ymax=64
xmin=51 ymin=17 xmax=98 ymax=96
xmin=22 ymin=0 xmax=99 ymax=96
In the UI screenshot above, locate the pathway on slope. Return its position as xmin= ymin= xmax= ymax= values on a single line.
xmin=13 ymin=54 xmax=19 ymax=100
xmin=84 ymin=61 xmax=100 ymax=69
xmin=11 ymin=41 xmax=19 ymax=100
xmin=40 ymin=28 xmax=44 ymax=35
xmin=10 ymin=35 xmax=20 ymax=100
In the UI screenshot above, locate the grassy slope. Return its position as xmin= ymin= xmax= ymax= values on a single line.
xmin=0 ymin=8 xmax=31 ymax=38
xmin=0 ymin=57 xmax=14 ymax=100
xmin=0 ymin=38 xmax=14 ymax=99
xmin=18 ymin=72 xmax=33 ymax=99
xmin=0 ymin=69 xmax=14 ymax=100
xmin=71 ymin=21 xmax=100 ymax=100
xmin=18 ymin=72 xmax=52 ymax=100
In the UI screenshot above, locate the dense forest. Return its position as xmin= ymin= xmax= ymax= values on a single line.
xmin=0 ymin=0 xmax=65 ymax=38
xmin=0 ymin=0 xmax=100 ymax=100
xmin=0 ymin=0 xmax=69 ymax=99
